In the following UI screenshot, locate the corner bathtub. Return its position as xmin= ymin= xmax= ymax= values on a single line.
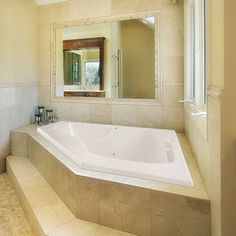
xmin=37 ymin=121 xmax=193 ymax=186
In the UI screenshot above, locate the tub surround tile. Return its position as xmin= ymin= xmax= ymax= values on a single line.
xmin=99 ymin=181 xmax=152 ymax=236
xmin=185 ymin=112 xmax=208 ymax=187
xmin=89 ymin=104 xmax=112 ymax=124
xmin=27 ymin=137 xmax=61 ymax=190
xmin=163 ymin=106 xmax=184 ymax=131
xmin=73 ymin=176 xmax=100 ymax=223
xmin=112 ymin=105 xmax=137 ymax=126
xmin=136 ymin=105 xmax=163 ymax=128
xmin=71 ymin=103 xmax=90 ymax=122
xmin=163 ymin=86 xmax=184 ymax=108
xmin=151 ymin=191 xmax=211 ymax=236
xmin=162 ymin=56 xmax=184 ymax=86
xmin=47 ymin=102 xmax=90 ymax=123
xmin=11 ymin=131 xmax=28 ymax=157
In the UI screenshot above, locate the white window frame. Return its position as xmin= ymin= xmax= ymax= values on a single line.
xmin=185 ymin=0 xmax=206 ymax=109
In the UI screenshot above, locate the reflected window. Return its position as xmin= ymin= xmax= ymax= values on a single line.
xmin=85 ymin=61 xmax=100 ymax=85
xmin=64 ymin=51 xmax=81 ymax=85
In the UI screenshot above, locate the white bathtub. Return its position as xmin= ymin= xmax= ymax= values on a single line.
xmin=37 ymin=121 xmax=193 ymax=186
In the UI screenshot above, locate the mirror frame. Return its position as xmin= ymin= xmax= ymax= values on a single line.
xmin=51 ymin=11 xmax=162 ymax=105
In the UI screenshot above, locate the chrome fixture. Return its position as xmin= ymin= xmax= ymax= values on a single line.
xmin=191 ymin=112 xmax=207 ymax=117
xmin=35 ymin=106 xmax=45 ymax=125
xmin=35 ymin=106 xmax=58 ymax=125
xmin=179 ymin=98 xmax=193 ymax=104
xmin=34 ymin=114 xmax=43 ymax=125
xmin=37 ymin=106 xmax=45 ymax=120
xmin=37 ymin=106 xmax=45 ymax=114
xmin=45 ymin=109 xmax=58 ymax=124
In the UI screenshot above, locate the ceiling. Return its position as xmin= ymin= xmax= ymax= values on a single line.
xmin=35 ymin=0 xmax=68 ymax=5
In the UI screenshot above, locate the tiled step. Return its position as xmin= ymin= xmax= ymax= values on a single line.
xmin=6 ymin=155 xmax=135 ymax=236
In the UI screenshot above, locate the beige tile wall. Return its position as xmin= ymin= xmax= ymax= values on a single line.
xmin=185 ymin=113 xmax=208 ymax=184
xmin=185 ymin=92 xmax=222 ymax=236
xmin=207 ymin=94 xmax=221 ymax=236
xmin=37 ymin=0 xmax=185 ymax=131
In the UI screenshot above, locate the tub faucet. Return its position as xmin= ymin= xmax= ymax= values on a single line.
xmin=44 ymin=109 xmax=58 ymax=124
xmin=45 ymin=114 xmax=58 ymax=124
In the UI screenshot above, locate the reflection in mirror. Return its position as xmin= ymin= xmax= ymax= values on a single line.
xmin=54 ymin=16 xmax=156 ymax=99
xmin=62 ymin=37 xmax=105 ymax=97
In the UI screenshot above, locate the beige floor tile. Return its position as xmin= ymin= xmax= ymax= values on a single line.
xmin=0 ymin=173 xmax=33 ymax=236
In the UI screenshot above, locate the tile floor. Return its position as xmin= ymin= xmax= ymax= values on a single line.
xmin=0 ymin=173 xmax=33 ymax=236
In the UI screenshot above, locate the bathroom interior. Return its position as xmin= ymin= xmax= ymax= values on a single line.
xmin=0 ymin=0 xmax=235 ymax=235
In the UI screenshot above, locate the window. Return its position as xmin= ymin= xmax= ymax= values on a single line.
xmin=186 ymin=0 xmax=206 ymax=107
xmin=202 ymin=0 xmax=207 ymax=105
xmin=85 ymin=61 xmax=100 ymax=85
xmin=191 ymin=7 xmax=196 ymax=101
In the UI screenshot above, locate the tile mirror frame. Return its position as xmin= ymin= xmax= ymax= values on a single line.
xmin=50 ymin=11 xmax=163 ymax=105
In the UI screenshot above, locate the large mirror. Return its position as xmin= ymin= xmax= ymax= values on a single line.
xmin=53 ymin=14 xmax=158 ymax=100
